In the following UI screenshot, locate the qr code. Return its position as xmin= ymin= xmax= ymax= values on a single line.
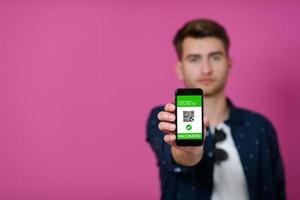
xmin=183 ymin=111 xmax=194 ymax=122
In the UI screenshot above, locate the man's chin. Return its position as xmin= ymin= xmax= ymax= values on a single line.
xmin=196 ymin=85 xmax=214 ymax=95
xmin=203 ymin=91 xmax=215 ymax=97
xmin=201 ymin=85 xmax=219 ymax=97
xmin=203 ymin=86 xmax=225 ymax=97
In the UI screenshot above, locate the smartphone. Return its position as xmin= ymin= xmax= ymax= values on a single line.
xmin=175 ymin=88 xmax=204 ymax=146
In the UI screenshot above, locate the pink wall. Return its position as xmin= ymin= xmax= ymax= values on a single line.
xmin=0 ymin=1 xmax=299 ymax=199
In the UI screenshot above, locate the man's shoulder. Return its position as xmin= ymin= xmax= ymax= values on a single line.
xmin=148 ymin=104 xmax=274 ymax=125
xmin=147 ymin=102 xmax=275 ymax=130
xmin=148 ymin=105 xmax=165 ymax=118
xmin=233 ymin=105 xmax=274 ymax=129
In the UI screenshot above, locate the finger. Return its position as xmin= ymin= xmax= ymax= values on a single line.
xmin=164 ymin=134 xmax=176 ymax=145
xmin=157 ymin=111 xmax=175 ymax=122
xmin=158 ymin=122 xmax=176 ymax=132
xmin=164 ymin=103 xmax=176 ymax=112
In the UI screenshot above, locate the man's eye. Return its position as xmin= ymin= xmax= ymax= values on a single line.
xmin=189 ymin=58 xmax=199 ymax=63
xmin=212 ymin=56 xmax=221 ymax=61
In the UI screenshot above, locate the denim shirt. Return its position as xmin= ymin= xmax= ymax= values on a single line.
xmin=146 ymin=99 xmax=286 ymax=200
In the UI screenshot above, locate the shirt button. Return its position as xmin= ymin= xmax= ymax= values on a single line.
xmin=263 ymin=185 xmax=268 ymax=190
xmin=174 ymin=167 xmax=182 ymax=173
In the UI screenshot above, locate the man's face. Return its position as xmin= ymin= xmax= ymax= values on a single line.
xmin=176 ymin=37 xmax=231 ymax=97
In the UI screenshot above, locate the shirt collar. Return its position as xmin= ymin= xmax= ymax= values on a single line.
xmin=224 ymin=98 xmax=245 ymax=125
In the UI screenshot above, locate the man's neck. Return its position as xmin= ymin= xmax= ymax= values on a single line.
xmin=203 ymin=91 xmax=229 ymax=127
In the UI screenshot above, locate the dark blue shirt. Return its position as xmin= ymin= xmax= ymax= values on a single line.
xmin=146 ymin=99 xmax=285 ymax=200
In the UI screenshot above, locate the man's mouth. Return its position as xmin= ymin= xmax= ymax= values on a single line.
xmin=198 ymin=78 xmax=214 ymax=85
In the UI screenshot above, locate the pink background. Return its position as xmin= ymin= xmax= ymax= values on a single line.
xmin=0 ymin=1 xmax=299 ymax=199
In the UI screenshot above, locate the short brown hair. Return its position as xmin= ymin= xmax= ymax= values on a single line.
xmin=173 ymin=18 xmax=230 ymax=60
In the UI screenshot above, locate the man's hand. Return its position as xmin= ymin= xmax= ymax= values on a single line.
xmin=157 ymin=103 xmax=209 ymax=166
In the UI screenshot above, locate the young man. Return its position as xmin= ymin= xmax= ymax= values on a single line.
xmin=146 ymin=19 xmax=286 ymax=200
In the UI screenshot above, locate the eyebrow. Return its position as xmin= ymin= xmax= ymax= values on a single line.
xmin=209 ymin=51 xmax=224 ymax=57
xmin=185 ymin=51 xmax=225 ymax=60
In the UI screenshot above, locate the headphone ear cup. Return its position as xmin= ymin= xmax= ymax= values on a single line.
xmin=214 ymin=129 xmax=226 ymax=142
xmin=213 ymin=148 xmax=228 ymax=164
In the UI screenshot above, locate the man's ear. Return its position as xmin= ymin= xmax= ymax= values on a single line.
xmin=176 ymin=61 xmax=184 ymax=80
xmin=227 ymin=56 xmax=233 ymax=69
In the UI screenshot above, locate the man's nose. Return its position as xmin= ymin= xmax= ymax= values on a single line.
xmin=201 ymin=58 xmax=212 ymax=74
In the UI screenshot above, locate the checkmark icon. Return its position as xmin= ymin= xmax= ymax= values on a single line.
xmin=186 ymin=124 xmax=192 ymax=130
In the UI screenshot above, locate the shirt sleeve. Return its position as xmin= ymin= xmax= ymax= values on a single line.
xmin=265 ymin=121 xmax=286 ymax=200
xmin=146 ymin=106 xmax=200 ymax=173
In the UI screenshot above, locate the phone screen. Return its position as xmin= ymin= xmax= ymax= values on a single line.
xmin=176 ymin=89 xmax=203 ymax=146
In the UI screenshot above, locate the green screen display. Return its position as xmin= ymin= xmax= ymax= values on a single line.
xmin=177 ymin=95 xmax=203 ymax=140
